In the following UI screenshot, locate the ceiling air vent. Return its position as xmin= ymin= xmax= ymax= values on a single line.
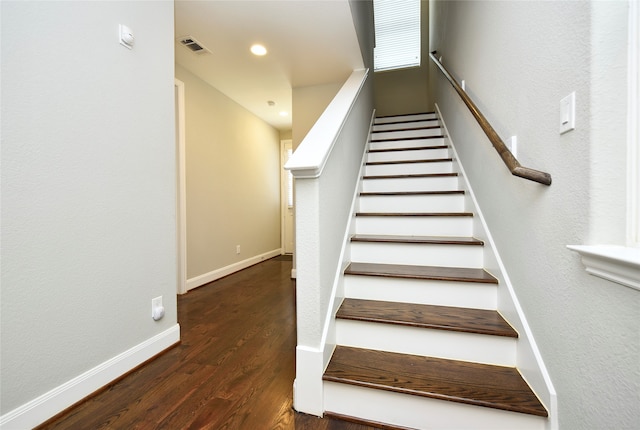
xmin=179 ymin=37 xmax=210 ymax=54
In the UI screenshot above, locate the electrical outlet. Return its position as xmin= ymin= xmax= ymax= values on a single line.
xmin=151 ymin=296 xmax=164 ymax=321
xmin=236 ymin=245 xmax=241 ymax=254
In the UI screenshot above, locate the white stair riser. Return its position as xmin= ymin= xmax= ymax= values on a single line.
xmin=358 ymin=194 xmax=465 ymax=213
xmin=364 ymin=161 xmax=452 ymax=176
xmin=369 ymin=138 xmax=445 ymax=151
xmin=367 ymin=149 xmax=447 ymax=163
xmin=335 ymin=320 xmax=516 ymax=366
xmin=372 ymin=120 xmax=440 ymax=132
xmin=374 ymin=113 xmax=437 ymax=124
xmin=350 ymin=242 xmax=483 ymax=268
xmin=356 ymin=216 xmax=473 ymax=236
xmin=323 ymin=382 xmax=546 ymax=430
xmin=344 ymin=276 xmax=497 ymax=310
xmin=367 ymin=146 xmax=450 ymax=161
xmin=362 ymin=176 xmax=459 ymax=192
xmin=373 ymin=128 xmax=442 ymax=140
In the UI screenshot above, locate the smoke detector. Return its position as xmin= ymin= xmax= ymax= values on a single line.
xmin=178 ymin=37 xmax=210 ymax=54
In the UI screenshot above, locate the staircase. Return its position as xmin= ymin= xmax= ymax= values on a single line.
xmin=321 ymin=113 xmax=548 ymax=430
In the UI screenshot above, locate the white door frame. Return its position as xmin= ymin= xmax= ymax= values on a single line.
xmin=280 ymin=139 xmax=293 ymax=254
xmin=175 ymin=78 xmax=187 ymax=294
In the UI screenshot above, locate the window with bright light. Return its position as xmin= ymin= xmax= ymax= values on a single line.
xmin=373 ymin=0 xmax=421 ymax=72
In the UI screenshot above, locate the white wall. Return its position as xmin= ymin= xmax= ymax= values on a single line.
xmin=175 ymin=65 xmax=281 ymax=285
xmin=0 ymin=1 xmax=178 ymax=426
xmin=430 ymin=1 xmax=639 ymax=429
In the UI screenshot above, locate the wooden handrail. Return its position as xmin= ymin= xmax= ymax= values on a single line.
xmin=430 ymin=51 xmax=552 ymax=186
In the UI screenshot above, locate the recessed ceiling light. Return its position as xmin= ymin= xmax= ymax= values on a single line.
xmin=251 ymin=44 xmax=267 ymax=56
xmin=279 ymin=111 xmax=288 ymax=117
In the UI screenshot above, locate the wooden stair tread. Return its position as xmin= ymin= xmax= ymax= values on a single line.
xmin=360 ymin=190 xmax=464 ymax=196
xmin=323 ymin=346 xmax=548 ymax=417
xmin=345 ymin=262 xmax=498 ymax=284
xmin=351 ymin=234 xmax=483 ymax=245
xmin=355 ymin=212 xmax=473 ymax=217
xmin=366 ymin=158 xmax=452 ymax=166
xmin=363 ymin=172 xmax=458 ymax=180
xmin=337 ymin=298 xmax=518 ymax=338
xmin=368 ymin=145 xmax=447 ymax=153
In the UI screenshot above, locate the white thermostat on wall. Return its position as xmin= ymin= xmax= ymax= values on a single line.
xmin=119 ymin=24 xmax=134 ymax=49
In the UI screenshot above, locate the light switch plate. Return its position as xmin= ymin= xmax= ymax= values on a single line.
xmin=560 ymin=92 xmax=576 ymax=134
xmin=506 ymin=135 xmax=518 ymax=158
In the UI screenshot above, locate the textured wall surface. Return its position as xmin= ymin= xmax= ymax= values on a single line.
xmin=430 ymin=1 xmax=639 ymax=429
xmin=1 ymin=1 xmax=177 ymax=414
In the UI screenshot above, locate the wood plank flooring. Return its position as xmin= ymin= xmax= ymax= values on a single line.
xmin=37 ymin=257 xmax=377 ymax=430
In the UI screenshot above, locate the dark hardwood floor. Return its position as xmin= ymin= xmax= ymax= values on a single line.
xmin=38 ymin=257 xmax=377 ymax=430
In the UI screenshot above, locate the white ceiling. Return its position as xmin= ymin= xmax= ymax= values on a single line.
xmin=174 ymin=0 xmax=365 ymax=131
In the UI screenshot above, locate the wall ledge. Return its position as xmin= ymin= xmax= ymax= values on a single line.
xmin=567 ymin=245 xmax=640 ymax=291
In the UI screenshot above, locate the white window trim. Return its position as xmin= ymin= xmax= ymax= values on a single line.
xmin=567 ymin=245 xmax=640 ymax=291
xmin=568 ymin=2 xmax=640 ymax=292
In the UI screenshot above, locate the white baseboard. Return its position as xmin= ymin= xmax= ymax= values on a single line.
xmin=186 ymin=248 xmax=283 ymax=291
xmin=0 ymin=324 xmax=180 ymax=430
xmin=293 ymin=345 xmax=325 ymax=417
